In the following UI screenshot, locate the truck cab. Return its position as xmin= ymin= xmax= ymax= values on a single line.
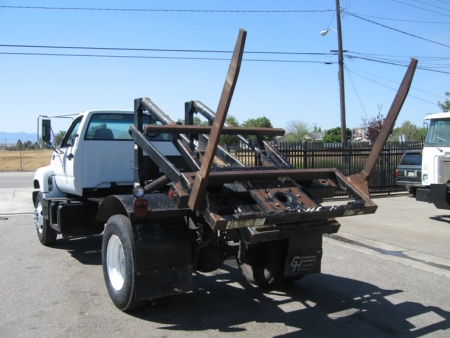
xmin=34 ymin=110 xmax=177 ymax=200
xmin=416 ymin=112 xmax=450 ymax=208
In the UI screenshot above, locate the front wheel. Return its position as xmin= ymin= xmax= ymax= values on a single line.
xmin=102 ymin=215 xmax=147 ymax=311
xmin=34 ymin=192 xmax=57 ymax=246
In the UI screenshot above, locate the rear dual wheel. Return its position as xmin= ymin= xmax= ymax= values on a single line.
xmin=237 ymin=240 xmax=304 ymax=287
xmin=102 ymin=215 xmax=147 ymax=311
xmin=102 ymin=215 xmax=177 ymax=311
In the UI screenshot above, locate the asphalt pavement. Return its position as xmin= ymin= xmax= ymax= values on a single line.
xmin=1 ymin=171 xmax=450 ymax=337
xmin=0 ymin=171 xmax=35 ymax=215
xmin=325 ymin=195 xmax=450 ymax=279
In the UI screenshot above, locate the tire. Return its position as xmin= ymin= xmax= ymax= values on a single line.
xmin=34 ymin=192 xmax=57 ymax=246
xmin=237 ymin=240 xmax=288 ymax=287
xmin=102 ymin=215 xmax=147 ymax=311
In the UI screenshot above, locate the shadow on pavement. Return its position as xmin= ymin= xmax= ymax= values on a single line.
xmin=47 ymin=235 xmax=450 ymax=337
xmin=430 ymin=215 xmax=450 ymax=224
xmin=51 ymin=235 xmax=103 ymax=265
xmin=129 ymin=262 xmax=450 ymax=337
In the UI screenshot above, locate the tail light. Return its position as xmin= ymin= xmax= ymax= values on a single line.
xmin=395 ymin=169 xmax=398 ymax=178
xmin=133 ymin=198 xmax=148 ymax=217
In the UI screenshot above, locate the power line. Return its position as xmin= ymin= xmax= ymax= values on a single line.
xmin=345 ymin=66 xmax=448 ymax=99
xmin=347 ymin=51 xmax=450 ymax=69
xmin=343 ymin=10 xmax=450 ymax=24
xmin=349 ymin=51 xmax=450 ymax=61
xmin=0 ymin=6 xmax=333 ymax=13
xmin=0 ymin=44 xmax=333 ymax=56
xmin=2 ymin=48 xmax=449 ymax=72
xmin=344 ymin=66 xmax=368 ymax=119
xmin=345 ymin=67 xmax=438 ymax=106
xmin=392 ymin=0 xmax=450 ymax=17
xmin=0 ymin=51 xmax=331 ymax=64
xmin=347 ymin=55 xmax=450 ymax=74
xmin=346 ymin=12 xmax=450 ymax=48
xmin=413 ymin=0 xmax=450 ymax=12
xmin=4 ymin=43 xmax=449 ymax=67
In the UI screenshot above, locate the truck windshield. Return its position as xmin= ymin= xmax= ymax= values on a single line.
xmin=424 ymin=118 xmax=450 ymax=147
xmin=84 ymin=113 xmax=170 ymax=141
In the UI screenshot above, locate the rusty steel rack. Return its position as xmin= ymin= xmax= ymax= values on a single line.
xmin=128 ymin=29 xmax=418 ymax=238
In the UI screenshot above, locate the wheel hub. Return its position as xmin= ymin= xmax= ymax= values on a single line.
xmin=34 ymin=203 xmax=44 ymax=233
xmin=107 ymin=235 xmax=126 ymax=291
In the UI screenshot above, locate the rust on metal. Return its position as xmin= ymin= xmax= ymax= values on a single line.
xmin=182 ymin=168 xmax=339 ymax=189
xmin=188 ymin=29 xmax=247 ymax=211
xmin=143 ymin=124 xmax=285 ymax=137
xmin=131 ymin=31 xmax=417 ymax=236
xmin=359 ymin=58 xmax=418 ymax=183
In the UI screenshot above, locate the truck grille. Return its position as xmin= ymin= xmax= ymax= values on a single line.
xmin=438 ymin=157 xmax=450 ymax=183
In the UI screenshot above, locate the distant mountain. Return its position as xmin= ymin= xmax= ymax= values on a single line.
xmin=0 ymin=132 xmax=37 ymax=146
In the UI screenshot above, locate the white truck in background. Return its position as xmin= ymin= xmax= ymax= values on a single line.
xmin=416 ymin=112 xmax=450 ymax=209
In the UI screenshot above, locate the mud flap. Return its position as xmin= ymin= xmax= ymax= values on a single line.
xmin=284 ymin=235 xmax=323 ymax=277
xmin=132 ymin=216 xmax=192 ymax=301
xmin=430 ymin=184 xmax=450 ymax=210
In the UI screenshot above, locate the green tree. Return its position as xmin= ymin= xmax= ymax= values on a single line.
xmin=322 ymin=127 xmax=352 ymax=143
xmin=438 ymin=92 xmax=450 ymax=112
xmin=23 ymin=140 xmax=33 ymax=149
xmin=194 ymin=116 xmax=209 ymax=126
xmin=417 ymin=127 xmax=427 ymax=141
xmin=53 ymin=131 xmax=66 ymax=147
xmin=242 ymin=116 xmax=274 ymax=143
xmin=391 ymin=120 xmax=426 ymax=142
xmin=284 ymin=120 xmax=309 ymax=141
xmin=312 ymin=124 xmax=322 ymax=133
xmin=177 ymin=116 xmax=209 ymax=126
xmin=219 ymin=115 xmax=240 ymax=151
xmin=15 ymin=139 xmax=23 ymax=150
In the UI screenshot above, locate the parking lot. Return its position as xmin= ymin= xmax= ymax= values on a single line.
xmin=1 ymin=172 xmax=450 ymax=337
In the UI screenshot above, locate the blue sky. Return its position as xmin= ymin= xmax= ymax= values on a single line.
xmin=0 ymin=0 xmax=449 ymax=136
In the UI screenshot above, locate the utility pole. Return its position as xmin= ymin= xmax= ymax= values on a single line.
xmin=335 ymin=0 xmax=346 ymax=145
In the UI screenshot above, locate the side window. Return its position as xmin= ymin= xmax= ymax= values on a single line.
xmin=85 ymin=113 xmax=134 ymax=140
xmin=83 ymin=113 xmax=172 ymax=141
xmin=60 ymin=117 xmax=82 ymax=148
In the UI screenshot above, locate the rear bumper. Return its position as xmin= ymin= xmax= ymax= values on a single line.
xmin=416 ymin=184 xmax=450 ymax=210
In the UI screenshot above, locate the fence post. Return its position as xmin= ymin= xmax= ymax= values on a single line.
xmin=302 ymin=141 xmax=307 ymax=169
xmin=387 ymin=147 xmax=391 ymax=195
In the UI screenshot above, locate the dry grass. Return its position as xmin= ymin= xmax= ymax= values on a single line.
xmin=0 ymin=149 xmax=53 ymax=172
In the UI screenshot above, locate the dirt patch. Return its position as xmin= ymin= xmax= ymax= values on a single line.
xmin=0 ymin=149 xmax=53 ymax=171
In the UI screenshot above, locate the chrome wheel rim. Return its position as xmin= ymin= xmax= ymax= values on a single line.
xmin=35 ymin=201 xmax=44 ymax=234
xmin=107 ymin=235 xmax=126 ymax=291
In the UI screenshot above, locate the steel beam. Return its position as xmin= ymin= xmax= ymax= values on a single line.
xmin=188 ymin=29 xmax=247 ymax=211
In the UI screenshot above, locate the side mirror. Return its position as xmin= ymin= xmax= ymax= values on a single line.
xmin=41 ymin=117 xmax=51 ymax=143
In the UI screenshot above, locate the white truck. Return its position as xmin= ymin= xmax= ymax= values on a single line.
xmin=33 ymin=109 xmax=177 ymax=245
xmin=416 ymin=112 xmax=450 ymax=209
xmin=31 ymin=29 xmax=418 ymax=312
